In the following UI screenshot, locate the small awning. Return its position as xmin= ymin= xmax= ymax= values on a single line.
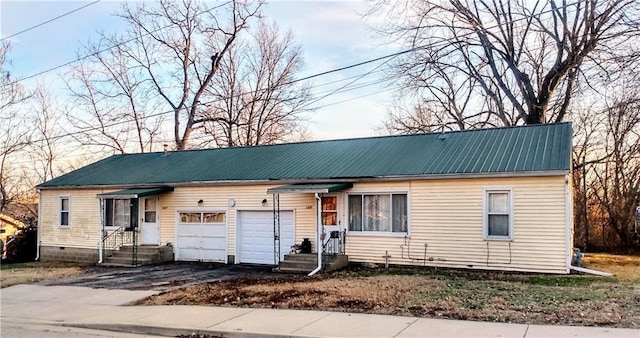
xmin=267 ymin=183 xmax=353 ymax=194
xmin=96 ymin=187 xmax=174 ymax=199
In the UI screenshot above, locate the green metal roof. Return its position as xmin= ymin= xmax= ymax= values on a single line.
xmin=267 ymin=183 xmax=353 ymax=194
xmin=95 ymin=187 xmax=174 ymax=199
xmin=37 ymin=123 xmax=572 ymax=188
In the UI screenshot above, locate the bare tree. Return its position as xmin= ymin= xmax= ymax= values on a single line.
xmin=64 ymin=0 xmax=264 ymax=151
xmin=0 ymin=41 xmax=32 ymax=213
xmin=372 ymin=0 xmax=639 ymax=130
xmin=65 ymin=42 xmax=164 ymax=154
xmin=29 ymin=86 xmax=63 ymax=183
xmin=199 ymin=22 xmax=312 ymax=147
xmin=116 ymin=0 xmax=263 ymax=150
xmin=589 ymin=93 xmax=640 ymax=248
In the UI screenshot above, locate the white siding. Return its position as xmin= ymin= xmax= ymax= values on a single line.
xmin=39 ymin=175 xmax=569 ymax=273
xmin=158 ymin=185 xmax=316 ymax=256
xmin=345 ymin=176 xmax=569 ymax=273
xmin=40 ymin=189 xmax=105 ymax=248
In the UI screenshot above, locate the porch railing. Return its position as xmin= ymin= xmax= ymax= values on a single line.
xmin=322 ymin=230 xmax=346 ymax=256
xmin=102 ymin=227 xmax=134 ymax=258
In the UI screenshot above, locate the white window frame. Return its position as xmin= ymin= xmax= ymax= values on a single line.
xmin=59 ymin=196 xmax=70 ymax=228
xmin=346 ymin=190 xmax=410 ymax=237
xmin=483 ymin=188 xmax=514 ymax=241
xmin=103 ymin=198 xmax=132 ymax=229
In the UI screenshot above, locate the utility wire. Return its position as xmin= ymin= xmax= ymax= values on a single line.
xmin=2 ymin=0 xmax=588 ymax=153
xmin=4 ymin=22 xmax=172 ymax=87
xmin=4 ymin=49 xmax=408 ymax=152
xmin=1 ymin=0 xmax=101 ymax=42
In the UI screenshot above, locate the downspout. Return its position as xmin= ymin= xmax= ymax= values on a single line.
xmin=564 ymin=174 xmax=571 ymax=273
xmin=98 ymin=198 xmax=103 ymax=264
xmin=35 ymin=189 xmax=42 ymax=261
xmin=308 ymin=193 xmax=322 ymax=276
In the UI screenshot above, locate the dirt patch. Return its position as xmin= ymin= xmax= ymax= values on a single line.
xmin=138 ymin=256 xmax=640 ymax=328
xmin=1 ymin=262 xmax=90 ymax=288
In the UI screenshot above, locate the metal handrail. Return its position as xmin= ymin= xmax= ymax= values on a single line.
xmin=102 ymin=227 xmax=134 ymax=258
xmin=322 ymin=230 xmax=346 ymax=256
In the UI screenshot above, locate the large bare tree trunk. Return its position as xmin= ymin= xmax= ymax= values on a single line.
xmin=373 ymin=0 xmax=638 ymax=130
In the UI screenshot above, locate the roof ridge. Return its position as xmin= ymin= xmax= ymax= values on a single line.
xmin=139 ymin=122 xmax=570 ymax=156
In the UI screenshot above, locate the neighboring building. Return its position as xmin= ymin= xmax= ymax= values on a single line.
xmin=1 ymin=214 xmax=23 ymax=244
xmin=36 ymin=123 xmax=573 ymax=273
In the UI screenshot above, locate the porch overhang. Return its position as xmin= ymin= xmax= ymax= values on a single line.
xmin=267 ymin=183 xmax=353 ymax=194
xmin=96 ymin=186 xmax=174 ymax=199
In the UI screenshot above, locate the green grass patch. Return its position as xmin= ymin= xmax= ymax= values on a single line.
xmin=515 ymin=275 xmax=607 ymax=287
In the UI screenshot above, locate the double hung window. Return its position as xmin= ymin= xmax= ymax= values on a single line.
xmin=60 ymin=197 xmax=70 ymax=227
xmin=484 ymin=190 xmax=512 ymax=240
xmin=348 ymin=193 xmax=408 ymax=234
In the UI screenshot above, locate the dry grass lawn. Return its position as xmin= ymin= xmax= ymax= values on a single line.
xmin=138 ymin=254 xmax=640 ymax=328
xmin=1 ymin=261 xmax=91 ymax=288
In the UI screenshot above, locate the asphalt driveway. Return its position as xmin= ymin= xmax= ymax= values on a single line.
xmin=38 ymin=262 xmax=278 ymax=292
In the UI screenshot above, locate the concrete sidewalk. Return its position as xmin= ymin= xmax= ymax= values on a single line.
xmin=2 ymin=285 xmax=639 ymax=338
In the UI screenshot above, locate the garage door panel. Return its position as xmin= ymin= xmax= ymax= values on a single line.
xmin=237 ymin=210 xmax=295 ymax=265
xmin=176 ymin=211 xmax=227 ymax=263
xmin=176 ymin=237 xmax=202 ymax=248
xmin=179 ymin=224 xmax=203 ymax=236
xmin=197 ymin=225 xmax=226 ymax=237
xmin=200 ymin=237 xmax=226 ymax=249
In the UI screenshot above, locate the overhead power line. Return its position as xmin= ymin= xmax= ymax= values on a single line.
xmin=2 ymin=0 xmax=589 ymax=154
xmin=3 ymin=50 xmax=404 ymax=154
xmin=1 ymin=0 xmax=101 ymax=42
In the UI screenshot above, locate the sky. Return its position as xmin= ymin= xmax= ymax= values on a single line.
xmin=0 ymin=0 xmax=400 ymax=142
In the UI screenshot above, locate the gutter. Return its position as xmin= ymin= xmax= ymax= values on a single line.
xmin=308 ymin=193 xmax=322 ymax=276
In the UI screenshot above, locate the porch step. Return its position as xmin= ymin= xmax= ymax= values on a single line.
xmin=275 ymin=254 xmax=349 ymax=274
xmin=101 ymin=256 xmax=155 ymax=267
xmin=283 ymin=253 xmax=318 ymax=263
xmin=102 ymin=245 xmax=173 ymax=267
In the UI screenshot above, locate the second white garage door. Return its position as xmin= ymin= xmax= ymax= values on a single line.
xmin=237 ymin=210 xmax=295 ymax=265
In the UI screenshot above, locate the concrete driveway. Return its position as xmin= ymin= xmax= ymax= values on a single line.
xmin=38 ymin=262 xmax=278 ymax=291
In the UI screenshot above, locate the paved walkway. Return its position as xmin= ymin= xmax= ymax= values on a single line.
xmin=2 ymin=285 xmax=639 ymax=338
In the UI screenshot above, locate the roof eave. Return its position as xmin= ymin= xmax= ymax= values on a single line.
xmin=36 ymin=170 xmax=568 ymax=190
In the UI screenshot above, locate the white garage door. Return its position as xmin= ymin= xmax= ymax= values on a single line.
xmin=237 ymin=210 xmax=295 ymax=265
xmin=176 ymin=211 xmax=227 ymax=262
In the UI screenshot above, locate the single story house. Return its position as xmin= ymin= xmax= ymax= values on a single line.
xmin=36 ymin=122 xmax=573 ymax=274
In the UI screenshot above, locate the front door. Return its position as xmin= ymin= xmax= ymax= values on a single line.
xmin=140 ymin=197 xmax=160 ymax=245
xmin=321 ymin=195 xmax=340 ymax=248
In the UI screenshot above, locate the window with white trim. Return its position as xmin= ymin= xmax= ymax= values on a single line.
xmin=348 ymin=193 xmax=408 ymax=233
xmin=104 ymin=199 xmax=131 ymax=228
xmin=60 ymin=197 xmax=70 ymax=227
xmin=179 ymin=212 xmax=225 ymax=223
xmin=484 ymin=190 xmax=512 ymax=239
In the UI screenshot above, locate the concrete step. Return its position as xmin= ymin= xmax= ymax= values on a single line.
xmin=108 ymin=252 xmax=158 ymax=261
xmin=278 ymin=260 xmax=317 ymax=271
xmin=276 ymin=254 xmax=348 ymax=274
xmin=101 ymin=245 xmax=173 ymax=267
xmin=274 ymin=266 xmax=313 ymax=273
xmin=283 ymin=253 xmax=318 ymax=262
xmin=118 ymin=245 xmax=167 ymax=254
xmin=102 ymin=256 xmax=153 ymax=267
